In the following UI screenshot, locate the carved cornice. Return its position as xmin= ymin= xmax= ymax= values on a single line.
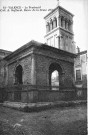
xmin=44 ymin=5 xmax=74 ymax=19
xmin=59 ymin=27 xmax=74 ymax=35
xmin=33 ymin=46 xmax=76 ymax=63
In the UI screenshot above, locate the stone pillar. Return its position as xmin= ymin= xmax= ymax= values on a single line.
xmin=69 ymin=22 xmax=71 ymax=31
xmin=58 ymin=15 xmax=61 ymax=26
xmin=53 ymin=17 xmax=57 ymax=28
xmin=31 ymin=54 xmax=36 ymax=85
xmin=68 ymin=20 xmax=73 ymax=32
xmin=53 ymin=19 xmax=55 ymax=29
xmin=50 ymin=19 xmax=53 ymax=30
xmin=57 ymin=17 xmax=58 ymax=27
xmin=62 ymin=17 xmax=65 ymax=29
xmin=66 ymin=20 xmax=68 ymax=30
xmin=46 ymin=22 xmax=50 ymax=33
xmin=55 ymin=18 xmax=57 ymax=27
xmin=70 ymin=21 xmax=73 ymax=32
xmin=60 ymin=35 xmax=63 ymax=50
xmin=68 ymin=21 xmax=70 ymax=31
xmin=57 ymin=36 xmax=60 ymax=49
xmin=61 ymin=16 xmax=65 ymax=28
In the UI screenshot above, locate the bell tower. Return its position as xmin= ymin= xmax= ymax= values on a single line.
xmin=44 ymin=2 xmax=76 ymax=53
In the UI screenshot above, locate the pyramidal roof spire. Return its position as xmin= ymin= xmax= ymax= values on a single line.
xmin=56 ymin=0 xmax=60 ymax=7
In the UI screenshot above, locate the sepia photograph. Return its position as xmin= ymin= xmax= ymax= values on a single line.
xmin=0 ymin=0 xmax=87 ymax=134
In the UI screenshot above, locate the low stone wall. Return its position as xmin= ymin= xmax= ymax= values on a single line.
xmin=0 ymin=86 xmax=87 ymax=103
xmin=38 ymin=89 xmax=87 ymax=102
xmin=37 ymin=90 xmax=75 ymax=102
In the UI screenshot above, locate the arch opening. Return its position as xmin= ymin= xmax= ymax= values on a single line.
xmin=49 ymin=63 xmax=62 ymax=90
xmin=14 ymin=65 xmax=23 ymax=101
xmin=15 ymin=65 xmax=23 ymax=84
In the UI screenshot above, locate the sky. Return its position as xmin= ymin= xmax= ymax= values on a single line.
xmin=0 ymin=0 xmax=88 ymax=52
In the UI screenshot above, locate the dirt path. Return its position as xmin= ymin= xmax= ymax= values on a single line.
xmin=0 ymin=105 xmax=87 ymax=135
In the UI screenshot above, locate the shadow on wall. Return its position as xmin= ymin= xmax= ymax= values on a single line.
xmin=63 ymin=76 xmax=74 ymax=88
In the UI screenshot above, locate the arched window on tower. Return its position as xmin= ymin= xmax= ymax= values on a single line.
xmin=65 ymin=19 xmax=67 ymax=29
xmin=50 ymin=19 xmax=53 ymax=30
xmin=61 ymin=16 xmax=63 ymax=27
xmin=53 ymin=17 xmax=57 ymax=29
xmin=65 ymin=19 xmax=68 ymax=30
xmin=68 ymin=20 xmax=72 ymax=31
xmin=46 ymin=22 xmax=50 ymax=33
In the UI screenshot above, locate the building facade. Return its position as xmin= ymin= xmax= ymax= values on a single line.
xmin=74 ymin=50 xmax=87 ymax=88
xmin=0 ymin=40 xmax=75 ymax=87
xmin=0 ymin=4 xmax=87 ymax=103
xmin=44 ymin=5 xmax=76 ymax=53
xmin=0 ymin=40 xmax=77 ymax=102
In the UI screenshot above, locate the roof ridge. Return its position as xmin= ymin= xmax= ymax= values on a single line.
xmin=4 ymin=40 xmax=43 ymax=60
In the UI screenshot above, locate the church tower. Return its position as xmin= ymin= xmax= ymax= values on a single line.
xmin=44 ymin=3 xmax=76 ymax=53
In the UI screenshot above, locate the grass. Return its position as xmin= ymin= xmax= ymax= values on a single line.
xmin=0 ymin=104 xmax=87 ymax=135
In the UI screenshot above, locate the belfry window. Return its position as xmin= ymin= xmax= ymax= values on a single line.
xmin=61 ymin=17 xmax=63 ymax=27
xmin=46 ymin=22 xmax=50 ymax=33
xmin=50 ymin=19 xmax=53 ymax=30
xmin=53 ymin=17 xmax=57 ymax=29
xmin=65 ymin=20 xmax=66 ymax=29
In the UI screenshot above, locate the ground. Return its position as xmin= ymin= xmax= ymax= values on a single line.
xmin=0 ymin=104 xmax=87 ymax=135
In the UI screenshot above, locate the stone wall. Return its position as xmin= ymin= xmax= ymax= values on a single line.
xmin=35 ymin=46 xmax=75 ymax=87
xmin=2 ymin=88 xmax=86 ymax=103
xmin=0 ymin=60 xmax=7 ymax=86
xmin=7 ymin=56 xmax=32 ymax=85
xmin=74 ymin=51 xmax=87 ymax=88
xmin=0 ymin=42 xmax=77 ymax=103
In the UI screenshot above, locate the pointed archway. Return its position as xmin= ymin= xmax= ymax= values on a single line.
xmin=14 ymin=65 xmax=23 ymax=101
xmin=49 ymin=63 xmax=62 ymax=90
xmin=15 ymin=65 xmax=23 ymax=84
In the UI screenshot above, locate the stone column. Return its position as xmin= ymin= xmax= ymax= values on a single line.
xmin=57 ymin=17 xmax=58 ymax=27
xmin=69 ymin=22 xmax=71 ymax=31
xmin=53 ymin=17 xmax=57 ymax=28
xmin=68 ymin=21 xmax=70 ymax=31
xmin=62 ymin=17 xmax=65 ymax=29
xmin=57 ymin=36 xmax=60 ymax=49
xmin=70 ymin=21 xmax=73 ymax=32
xmin=60 ymin=35 xmax=64 ymax=50
xmin=53 ymin=19 xmax=55 ymax=29
xmin=68 ymin=20 xmax=73 ymax=32
xmin=50 ymin=19 xmax=53 ymax=30
xmin=46 ymin=22 xmax=50 ymax=33
xmin=66 ymin=20 xmax=68 ymax=30
xmin=58 ymin=15 xmax=61 ymax=26
xmin=31 ymin=54 xmax=36 ymax=85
